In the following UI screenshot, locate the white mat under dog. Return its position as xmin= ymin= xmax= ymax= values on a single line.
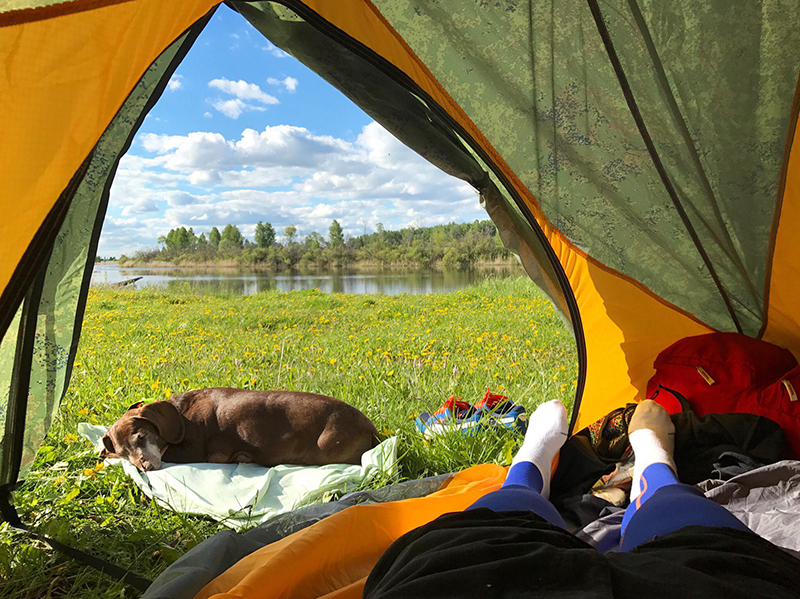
xmin=78 ymin=423 xmax=398 ymax=530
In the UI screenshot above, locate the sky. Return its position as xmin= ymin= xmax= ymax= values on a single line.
xmin=100 ymin=5 xmax=484 ymax=257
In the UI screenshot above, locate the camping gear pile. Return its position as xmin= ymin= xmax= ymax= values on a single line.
xmin=3 ymin=1 xmax=800 ymax=597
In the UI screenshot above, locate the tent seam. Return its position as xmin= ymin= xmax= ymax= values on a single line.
xmin=757 ymin=68 xmax=800 ymax=340
xmin=626 ymin=0 xmax=760 ymax=307
xmin=586 ymin=0 xmax=743 ymax=334
xmin=0 ymin=0 xmax=136 ymax=28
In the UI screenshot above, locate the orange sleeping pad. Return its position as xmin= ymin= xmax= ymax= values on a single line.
xmin=195 ymin=464 xmax=507 ymax=599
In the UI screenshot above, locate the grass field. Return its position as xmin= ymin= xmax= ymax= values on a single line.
xmin=0 ymin=277 xmax=577 ymax=598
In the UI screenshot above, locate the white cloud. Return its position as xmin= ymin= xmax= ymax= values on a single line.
xmin=262 ymin=42 xmax=289 ymax=58
xmin=101 ymin=122 xmax=483 ymax=255
xmin=165 ymin=191 xmax=198 ymax=207
xmin=267 ymin=76 xmax=299 ymax=92
xmin=207 ymin=78 xmax=279 ymax=119
xmin=167 ymin=74 xmax=184 ymax=91
xmin=211 ymin=98 xmax=265 ymax=119
xmin=141 ymin=126 xmax=349 ymax=174
xmin=203 ymin=111 xmax=213 ymax=119
xmin=208 ymin=78 xmax=278 ymax=104
xmin=120 ymin=198 xmax=160 ymax=216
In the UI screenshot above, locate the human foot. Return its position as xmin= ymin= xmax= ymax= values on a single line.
xmin=510 ymin=400 xmax=568 ymax=498
xmin=628 ymin=400 xmax=676 ymax=501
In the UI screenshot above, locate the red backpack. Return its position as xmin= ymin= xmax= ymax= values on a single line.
xmin=646 ymin=332 xmax=800 ymax=458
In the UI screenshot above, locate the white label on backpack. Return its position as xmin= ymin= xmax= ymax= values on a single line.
xmin=696 ymin=366 xmax=715 ymax=385
xmin=782 ymin=379 xmax=798 ymax=402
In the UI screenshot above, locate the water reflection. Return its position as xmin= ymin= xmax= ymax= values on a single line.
xmin=91 ymin=265 xmax=523 ymax=296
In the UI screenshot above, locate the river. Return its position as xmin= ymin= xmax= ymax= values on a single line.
xmin=91 ymin=264 xmax=524 ymax=296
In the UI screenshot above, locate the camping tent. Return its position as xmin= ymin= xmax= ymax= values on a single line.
xmin=2 ymin=0 xmax=800 ymax=594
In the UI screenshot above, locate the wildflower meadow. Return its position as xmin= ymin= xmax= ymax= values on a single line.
xmin=0 ymin=277 xmax=577 ymax=598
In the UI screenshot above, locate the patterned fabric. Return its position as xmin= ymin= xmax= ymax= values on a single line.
xmin=586 ymin=403 xmax=637 ymax=462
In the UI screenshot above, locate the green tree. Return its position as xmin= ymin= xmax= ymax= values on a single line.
xmin=328 ymin=220 xmax=345 ymax=247
xmin=219 ymin=224 xmax=244 ymax=253
xmin=209 ymin=226 xmax=221 ymax=250
xmin=158 ymin=227 xmax=197 ymax=254
xmin=255 ymin=221 xmax=276 ymax=248
xmin=301 ymin=232 xmax=325 ymax=267
xmin=284 ymin=225 xmax=297 ymax=244
xmin=326 ymin=220 xmax=349 ymax=267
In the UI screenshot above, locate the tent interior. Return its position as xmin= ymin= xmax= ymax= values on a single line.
xmin=2 ymin=1 xmax=800 ymax=597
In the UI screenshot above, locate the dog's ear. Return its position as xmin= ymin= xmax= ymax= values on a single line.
xmin=138 ymin=402 xmax=185 ymax=444
xmin=100 ymin=434 xmax=116 ymax=458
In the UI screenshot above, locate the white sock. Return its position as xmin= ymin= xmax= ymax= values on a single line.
xmin=629 ymin=429 xmax=676 ymax=502
xmin=511 ymin=400 xmax=568 ymax=498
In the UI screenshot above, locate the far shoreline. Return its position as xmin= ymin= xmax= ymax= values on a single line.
xmin=102 ymin=258 xmax=522 ymax=273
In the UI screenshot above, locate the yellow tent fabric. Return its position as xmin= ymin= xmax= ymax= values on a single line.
xmin=0 ymin=0 xmax=216 ymax=336
xmin=0 ymin=0 xmax=800 ymax=596
xmin=194 ymin=464 xmax=507 ymax=599
xmin=764 ymin=114 xmax=800 ymax=357
xmin=2 ymin=2 xmax=800 ymax=593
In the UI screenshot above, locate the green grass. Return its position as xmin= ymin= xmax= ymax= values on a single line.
xmin=0 ymin=277 xmax=577 ymax=597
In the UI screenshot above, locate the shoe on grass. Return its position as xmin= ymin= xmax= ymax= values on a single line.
xmin=415 ymin=395 xmax=476 ymax=437
xmin=469 ymin=387 xmax=527 ymax=433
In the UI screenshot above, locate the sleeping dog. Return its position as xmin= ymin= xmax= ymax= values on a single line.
xmin=100 ymin=388 xmax=380 ymax=472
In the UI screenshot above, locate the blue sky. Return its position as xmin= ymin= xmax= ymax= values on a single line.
xmin=100 ymin=5 xmax=483 ymax=257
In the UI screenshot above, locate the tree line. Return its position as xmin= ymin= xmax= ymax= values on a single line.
xmin=119 ymin=219 xmax=513 ymax=271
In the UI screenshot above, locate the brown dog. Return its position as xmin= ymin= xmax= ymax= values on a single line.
xmin=100 ymin=388 xmax=380 ymax=472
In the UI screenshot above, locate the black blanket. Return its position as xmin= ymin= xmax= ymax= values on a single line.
xmin=363 ymin=509 xmax=800 ymax=599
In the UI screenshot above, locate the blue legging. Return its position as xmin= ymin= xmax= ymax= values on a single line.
xmin=468 ymin=461 xmax=751 ymax=551
xmin=468 ymin=462 xmax=568 ymax=529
